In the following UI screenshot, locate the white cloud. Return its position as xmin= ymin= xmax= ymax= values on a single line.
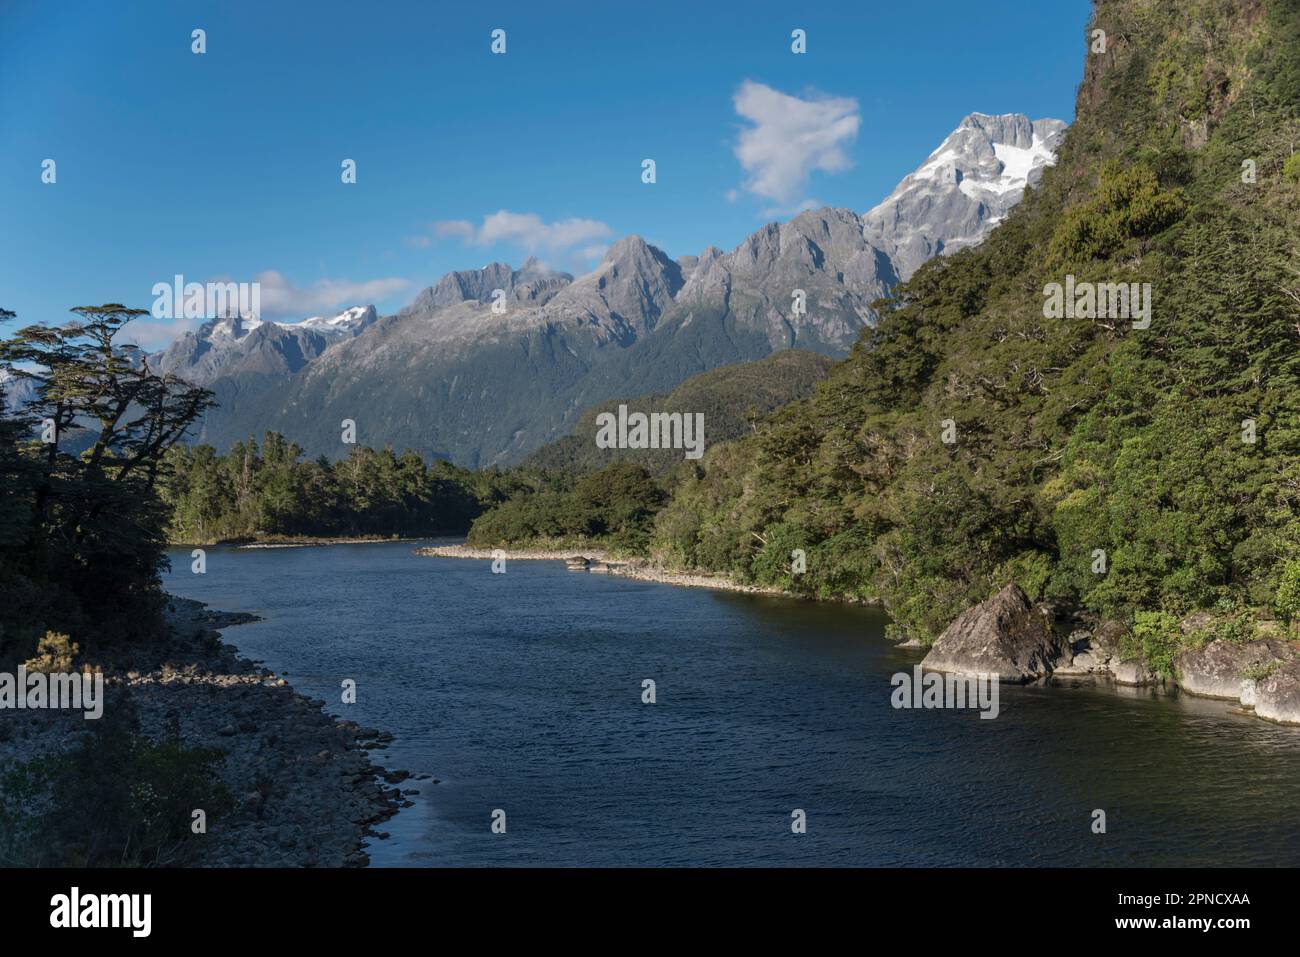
xmin=253 ymin=270 xmax=411 ymax=318
xmin=119 ymin=315 xmax=207 ymax=350
xmin=433 ymin=220 xmax=476 ymax=241
xmin=118 ymin=271 xmax=412 ymax=349
xmin=732 ymin=80 xmax=860 ymax=206
xmin=427 ymin=210 xmax=612 ymax=254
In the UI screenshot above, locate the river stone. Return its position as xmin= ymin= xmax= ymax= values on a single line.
xmin=921 ymin=583 xmax=1065 ymax=682
xmin=1254 ymin=660 xmax=1300 ymax=725
xmin=1111 ymin=660 xmax=1155 ymax=686
xmin=1174 ymin=639 xmax=1295 ymax=701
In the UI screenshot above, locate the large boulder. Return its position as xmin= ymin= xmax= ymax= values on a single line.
xmin=1174 ymin=639 xmax=1295 ymax=700
xmin=1254 ymin=660 xmax=1300 ymax=725
xmin=1112 ymin=659 xmax=1156 ymax=686
xmin=921 ymin=584 xmax=1067 ymax=682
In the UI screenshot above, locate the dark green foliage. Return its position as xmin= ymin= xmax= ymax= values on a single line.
xmin=1277 ymin=559 xmax=1300 ymax=622
xmin=159 ymin=434 xmax=498 ymax=542
xmin=467 ymin=461 xmax=666 ymax=553
xmin=1120 ymin=611 xmax=1184 ymax=677
xmin=0 ymin=306 xmax=213 ymax=661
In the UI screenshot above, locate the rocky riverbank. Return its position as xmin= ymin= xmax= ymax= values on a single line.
xmin=920 ymin=583 xmax=1300 ymax=728
xmin=0 ymin=596 xmax=408 ymax=866
xmin=417 ymin=544 xmax=811 ymax=598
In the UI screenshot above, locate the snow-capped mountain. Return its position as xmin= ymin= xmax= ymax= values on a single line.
xmin=863 ymin=112 xmax=1067 ymax=280
xmin=157 ymin=111 xmax=1066 ymax=466
xmin=156 ymin=305 xmax=377 ymax=386
xmin=297 ymin=305 xmax=380 ymax=334
xmin=0 ymin=368 xmax=38 ymax=412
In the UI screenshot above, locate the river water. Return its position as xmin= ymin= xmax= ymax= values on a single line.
xmin=162 ymin=541 xmax=1300 ymax=867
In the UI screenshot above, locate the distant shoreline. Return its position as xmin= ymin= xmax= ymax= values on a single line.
xmin=168 ymin=535 xmax=445 ymax=549
xmin=415 ymin=543 xmax=799 ymax=598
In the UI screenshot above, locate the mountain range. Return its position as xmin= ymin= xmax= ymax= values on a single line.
xmin=151 ymin=111 xmax=1065 ymax=468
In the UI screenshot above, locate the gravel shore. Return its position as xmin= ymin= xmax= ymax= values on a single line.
xmin=415 ymin=543 xmax=795 ymax=597
xmin=0 ymin=597 xmax=406 ymax=867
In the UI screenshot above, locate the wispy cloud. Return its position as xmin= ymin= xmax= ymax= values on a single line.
xmin=120 ymin=315 xmax=207 ymax=351
xmin=419 ymin=210 xmax=612 ymax=257
xmin=254 ymin=270 xmax=410 ymax=318
xmin=118 ymin=271 xmax=412 ymax=349
xmin=732 ymin=80 xmax=860 ymax=209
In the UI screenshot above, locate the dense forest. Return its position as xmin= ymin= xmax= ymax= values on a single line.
xmin=159 ymin=436 xmax=511 ymax=543
xmin=151 ymin=351 xmax=828 ymax=546
xmin=467 ymin=0 xmax=1300 ymax=653
xmin=462 ymin=350 xmax=832 ymax=552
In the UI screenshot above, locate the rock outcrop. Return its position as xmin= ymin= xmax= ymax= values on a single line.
xmin=921 ymin=583 xmax=1066 ymax=681
xmin=924 ymin=587 xmax=1300 ymax=727
xmin=1174 ymin=639 xmax=1296 ymax=700
xmin=1254 ymin=660 xmax=1300 ymax=725
xmin=1053 ymin=620 xmax=1125 ymax=676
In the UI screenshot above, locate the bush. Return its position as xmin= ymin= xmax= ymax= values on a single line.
xmin=1048 ymin=163 xmax=1186 ymax=264
xmin=1283 ymin=152 xmax=1300 ymax=183
xmin=23 ymin=631 xmax=79 ymax=673
xmin=1122 ymin=610 xmax=1184 ymax=677
xmin=1276 ymin=559 xmax=1300 ymax=623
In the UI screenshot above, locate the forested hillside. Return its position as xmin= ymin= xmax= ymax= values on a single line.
xmin=469 ymin=0 xmax=1300 ymax=651
xmin=521 ymin=349 xmax=833 ymax=476
xmin=649 ymin=0 xmax=1300 ymax=643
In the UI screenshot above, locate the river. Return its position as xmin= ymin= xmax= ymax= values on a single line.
xmin=163 ymin=541 xmax=1300 ymax=867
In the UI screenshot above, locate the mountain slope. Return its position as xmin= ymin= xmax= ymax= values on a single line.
xmin=522 ymin=349 xmax=835 ymax=476
xmin=647 ymin=0 xmax=1300 ymax=648
xmin=157 ymin=306 xmax=378 ymax=386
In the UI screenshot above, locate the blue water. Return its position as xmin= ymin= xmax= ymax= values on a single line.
xmin=163 ymin=542 xmax=1300 ymax=867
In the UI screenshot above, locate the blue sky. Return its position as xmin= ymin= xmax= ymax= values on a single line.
xmin=0 ymin=0 xmax=1091 ymax=346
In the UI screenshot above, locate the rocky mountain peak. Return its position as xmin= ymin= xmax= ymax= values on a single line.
xmin=551 ymin=235 xmax=684 ymax=333
xmin=862 ymin=111 xmax=1067 ymax=280
xmin=404 ymin=260 xmax=574 ymax=315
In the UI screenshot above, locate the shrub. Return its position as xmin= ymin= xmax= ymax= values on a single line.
xmin=23 ymin=631 xmax=79 ymax=673
xmin=1275 ymin=559 xmax=1300 ymax=623
xmin=1243 ymin=661 xmax=1283 ymax=682
xmin=1122 ymin=610 xmax=1184 ymax=677
xmin=1283 ymin=152 xmax=1300 ymax=183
